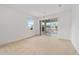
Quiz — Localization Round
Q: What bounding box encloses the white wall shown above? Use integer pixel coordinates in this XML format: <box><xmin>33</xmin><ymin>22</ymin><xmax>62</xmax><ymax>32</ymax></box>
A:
<box><xmin>72</xmin><ymin>5</ymin><xmax>79</xmax><ymax>54</ymax></box>
<box><xmin>0</xmin><ymin>6</ymin><xmax>39</xmax><ymax>45</ymax></box>
<box><xmin>57</xmin><ymin>10</ymin><xmax>72</xmax><ymax>40</ymax></box>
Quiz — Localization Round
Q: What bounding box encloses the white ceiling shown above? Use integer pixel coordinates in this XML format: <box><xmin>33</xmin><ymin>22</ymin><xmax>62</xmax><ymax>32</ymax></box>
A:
<box><xmin>0</xmin><ymin>4</ymin><xmax>72</xmax><ymax>17</ymax></box>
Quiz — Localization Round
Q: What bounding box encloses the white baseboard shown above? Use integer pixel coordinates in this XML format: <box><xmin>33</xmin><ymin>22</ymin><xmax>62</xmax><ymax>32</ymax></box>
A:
<box><xmin>0</xmin><ymin>34</ymin><xmax>38</xmax><ymax>46</ymax></box>
<box><xmin>71</xmin><ymin>40</ymin><xmax>79</xmax><ymax>54</ymax></box>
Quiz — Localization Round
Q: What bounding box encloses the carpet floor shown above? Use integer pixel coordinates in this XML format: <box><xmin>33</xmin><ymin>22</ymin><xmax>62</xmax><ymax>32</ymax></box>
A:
<box><xmin>0</xmin><ymin>35</ymin><xmax>77</xmax><ymax>55</ymax></box>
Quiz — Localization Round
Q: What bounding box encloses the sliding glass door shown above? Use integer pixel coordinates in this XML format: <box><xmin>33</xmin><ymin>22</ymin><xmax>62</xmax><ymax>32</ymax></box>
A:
<box><xmin>40</xmin><ymin>18</ymin><xmax>58</xmax><ymax>36</ymax></box>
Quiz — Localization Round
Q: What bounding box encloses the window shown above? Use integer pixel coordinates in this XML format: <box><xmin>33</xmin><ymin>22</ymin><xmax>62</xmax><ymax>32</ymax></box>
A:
<box><xmin>27</xmin><ymin>16</ymin><xmax>34</xmax><ymax>30</ymax></box>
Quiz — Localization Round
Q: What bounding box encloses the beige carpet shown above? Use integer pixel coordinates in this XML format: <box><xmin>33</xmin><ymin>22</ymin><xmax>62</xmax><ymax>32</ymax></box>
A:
<box><xmin>0</xmin><ymin>35</ymin><xmax>77</xmax><ymax>55</ymax></box>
